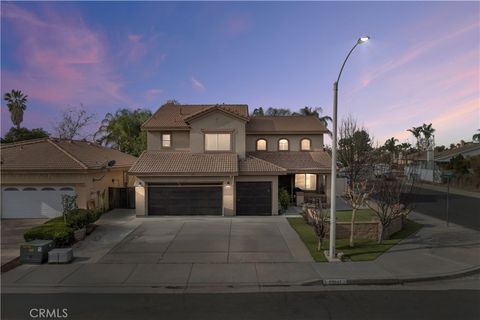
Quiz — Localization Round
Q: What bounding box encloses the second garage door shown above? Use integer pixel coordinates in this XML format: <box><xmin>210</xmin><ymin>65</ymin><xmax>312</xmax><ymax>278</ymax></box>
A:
<box><xmin>148</xmin><ymin>185</ymin><xmax>223</xmax><ymax>215</ymax></box>
<box><xmin>236</xmin><ymin>182</ymin><xmax>272</xmax><ymax>216</ymax></box>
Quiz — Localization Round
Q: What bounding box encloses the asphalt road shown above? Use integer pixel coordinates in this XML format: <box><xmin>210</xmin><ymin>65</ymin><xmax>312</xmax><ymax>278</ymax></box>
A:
<box><xmin>2</xmin><ymin>291</ymin><xmax>479</xmax><ymax>320</ymax></box>
<box><xmin>410</xmin><ymin>186</ymin><xmax>480</xmax><ymax>231</ymax></box>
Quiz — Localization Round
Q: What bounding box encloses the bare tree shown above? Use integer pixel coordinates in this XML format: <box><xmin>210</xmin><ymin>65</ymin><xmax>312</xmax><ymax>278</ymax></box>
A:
<box><xmin>366</xmin><ymin>177</ymin><xmax>414</xmax><ymax>243</ymax></box>
<box><xmin>344</xmin><ymin>180</ymin><xmax>373</xmax><ymax>247</ymax></box>
<box><xmin>337</xmin><ymin>116</ymin><xmax>374</xmax><ymax>189</ymax></box>
<box><xmin>54</xmin><ymin>106</ymin><xmax>95</xmax><ymax>140</ymax></box>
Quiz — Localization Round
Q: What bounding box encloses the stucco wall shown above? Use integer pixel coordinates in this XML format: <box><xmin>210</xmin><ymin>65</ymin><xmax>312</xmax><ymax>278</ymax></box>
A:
<box><xmin>1</xmin><ymin>169</ymin><xmax>130</xmax><ymax>210</ymax></box>
<box><xmin>147</xmin><ymin>131</ymin><xmax>190</xmax><ymax>151</ymax></box>
<box><xmin>246</xmin><ymin>134</ymin><xmax>324</xmax><ymax>152</ymax></box>
<box><xmin>189</xmin><ymin>111</ymin><xmax>246</xmax><ymax>158</ymax></box>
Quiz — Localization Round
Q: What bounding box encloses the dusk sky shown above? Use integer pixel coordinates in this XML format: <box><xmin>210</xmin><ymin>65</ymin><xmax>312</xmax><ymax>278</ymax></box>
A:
<box><xmin>1</xmin><ymin>1</ymin><xmax>479</xmax><ymax>147</ymax></box>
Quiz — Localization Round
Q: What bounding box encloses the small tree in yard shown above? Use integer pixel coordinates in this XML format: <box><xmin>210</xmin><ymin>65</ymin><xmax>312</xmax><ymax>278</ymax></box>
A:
<box><xmin>344</xmin><ymin>181</ymin><xmax>373</xmax><ymax>247</ymax></box>
<box><xmin>366</xmin><ymin>178</ymin><xmax>413</xmax><ymax>243</ymax></box>
<box><xmin>61</xmin><ymin>194</ymin><xmax>78</xmax><ymax>224</ymax></box>
<box><xmin>312</xmin><ymin>207</ymin><xmax>328</xmax><ymax>251</ymax></box>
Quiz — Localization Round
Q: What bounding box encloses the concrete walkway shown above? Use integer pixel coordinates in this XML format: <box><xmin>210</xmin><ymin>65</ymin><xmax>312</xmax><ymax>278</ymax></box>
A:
<box><xmin>2</xmin><ymin>210</ymin><xmax>479</xmax><ymax>293</ymax></box>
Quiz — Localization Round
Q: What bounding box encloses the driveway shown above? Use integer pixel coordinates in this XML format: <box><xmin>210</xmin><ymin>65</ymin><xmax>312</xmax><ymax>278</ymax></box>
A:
<box><xmin>1</xmin><ymin>219</ymin><xmax>48</xmax><ymax>266</ymax></box>
<box><xmin>98</xmin><ymin>216</ymin><xmax>313</xmax><ymax>264</ymax></box>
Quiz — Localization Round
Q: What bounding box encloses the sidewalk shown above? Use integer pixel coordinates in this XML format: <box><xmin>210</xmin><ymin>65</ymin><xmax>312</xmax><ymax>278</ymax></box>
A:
<box><xmin>417</xmin><ymin>182</ymin><xmax>480</xmax><ymax>199</ymax></box>
<box><xmin>2</xmin><ymin>211</ymin><xmax>479</xmax><ymax>293</ymax></box>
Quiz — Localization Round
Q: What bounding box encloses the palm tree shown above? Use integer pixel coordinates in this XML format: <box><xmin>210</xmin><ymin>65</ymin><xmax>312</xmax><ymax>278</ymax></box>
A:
<box><xmin>294</xmin><ymin>106</ymin><xmax>333</xmax><ymax>133</ymax></box>
<box><xmin>4</xmin><ymin>90</ymin><xmax>28</xmax><ymax>129</ymax></box>
<box><xmin>252</xmin><ymin>107</ymin><xmax>265</xmax><ymax>116</ymax></box>
<box><xmin>473</xmin><ymin>129</ymin><xmax>480</xmax><ymax>143</ymax></box>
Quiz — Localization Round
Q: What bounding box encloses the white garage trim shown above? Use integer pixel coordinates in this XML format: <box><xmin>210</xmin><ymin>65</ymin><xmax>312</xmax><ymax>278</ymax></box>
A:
<box><xmin>1</xmin><ymin>186</ymin><xmax>76</xmax><ymax>219</ymax></box>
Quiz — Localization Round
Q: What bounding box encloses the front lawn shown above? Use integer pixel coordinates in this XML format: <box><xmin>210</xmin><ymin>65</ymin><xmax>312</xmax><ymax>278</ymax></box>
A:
<box><xmin>287</xmin><ymin>217</ymin><xmax>422</xmax><ymax>262</ymax></box>
<box><xmin>335</xmin><ymin>209</ymin><xmax>377</xmax><ymax>222</ymax></box>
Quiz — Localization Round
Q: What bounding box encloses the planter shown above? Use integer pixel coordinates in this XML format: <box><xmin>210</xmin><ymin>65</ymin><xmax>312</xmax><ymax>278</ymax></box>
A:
<box><xmin>73</xmin><ymin>228</ymin><xmax>86</xmax><ymax>241</ymax></box>
<box><xmin>86</xmin><ymin>224</ymin><xmax>97</xmax><ymax>235</ymax></box>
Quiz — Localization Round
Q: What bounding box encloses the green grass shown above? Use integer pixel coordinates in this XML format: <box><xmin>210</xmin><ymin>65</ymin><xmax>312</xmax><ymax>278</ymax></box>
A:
<box><xmin>335</xmin><ymin>209</ymin><xmax>377</xmax><ymax>222</ymax></box>
<box><xmin>287</xmin><ymin>217</ymin><xmax>422</xmax><ymax>262</ymax></box>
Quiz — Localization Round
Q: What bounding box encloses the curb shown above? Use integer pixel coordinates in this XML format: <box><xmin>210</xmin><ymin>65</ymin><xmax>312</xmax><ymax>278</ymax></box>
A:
<box><xmin>302</xmin><ymin>265</ymin><xmax>480</xmax><ymax>286</ymax></box>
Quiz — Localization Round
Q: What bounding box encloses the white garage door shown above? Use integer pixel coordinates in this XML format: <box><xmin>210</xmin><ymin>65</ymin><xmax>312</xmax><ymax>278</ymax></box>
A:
<box><xmin>1</xmin><ymin>186</ymin><xmax>76</xmax><ymax>219</ymax></box>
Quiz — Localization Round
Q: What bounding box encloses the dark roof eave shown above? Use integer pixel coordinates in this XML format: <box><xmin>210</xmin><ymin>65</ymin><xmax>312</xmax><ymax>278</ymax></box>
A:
<box><xmin>246</xmin><ymin>131</ymin><xmax>328</xmax><ymax>135</ymax></box>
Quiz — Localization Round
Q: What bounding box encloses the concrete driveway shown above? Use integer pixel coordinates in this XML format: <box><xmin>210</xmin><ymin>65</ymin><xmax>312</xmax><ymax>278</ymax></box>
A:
<box><xmin>1</xmin><ymin>219</ymin><xmax>48</xmax><ymax>266</ymax></box>
<box><xmin>98</xmin><ymin>216</ymin><xmax>313</xmax><ymax>264</ymax></box>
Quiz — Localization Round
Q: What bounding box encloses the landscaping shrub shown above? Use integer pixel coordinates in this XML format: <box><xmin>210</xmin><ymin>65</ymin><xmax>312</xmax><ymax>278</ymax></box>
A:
<box><xmin>65</xmin><ymin>208</ymin><xmax>102</xmax><ymax>230</ymax></box>
<box><xmin>24</xmin><ymin>220</ymin><xmax>74</xmax><ymax>247</ymax></box>
<box><xmin>278</xmin><ymin>188</ymin><xmax>290</xmax><ymax>211</ymax></box>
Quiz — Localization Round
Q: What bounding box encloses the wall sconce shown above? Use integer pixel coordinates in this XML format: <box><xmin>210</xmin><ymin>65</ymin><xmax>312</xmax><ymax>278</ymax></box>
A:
<box><xmin>225</xmin><ymin>181</ymin><xmax>231</xmax><ymax>189</ymax></box>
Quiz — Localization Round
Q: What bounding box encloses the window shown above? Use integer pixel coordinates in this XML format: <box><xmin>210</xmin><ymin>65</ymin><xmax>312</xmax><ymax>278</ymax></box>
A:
<box><xmin>295</xmin><ymin>174</ymin><xmax>317</xmax><ymax>191</ymax></box>
<box><xmin>41</xmin><ymin>187</ymin><xmax>55</xmax><ymax>191</ymax></box>
<box><xmin>4</xmin><ymin>188</ymin><xmax>19</xmax><ymax>191</ymax></box>
<box><xmin>162</xmin><ymin>133</ymin><xmax>171</xmax><ymax>148</ymax></box>
<box><xmin>278</xmin><ymin>139</ymin><xmax>289</xmax><ymax>151</ymax></box>
<box><xmin>205</xmin><ymin>133</ymin><xmax>231</xmax><ymax>151</ymax></box>
<box><xmin>300</xmin><ymin>138</ymin><xmax>311</xmax><ymax>151</ymax></box>
<box><xmin>60</xmin><ymin>187</ymin><xmax>74</xmax><ymax>191</ymax></box>
<box><xmin>256</xmin><ymin>139</ymin><xmax>267</xmax><ymax>151</ymax></box>
<box><xmin>23</xmin><ymin>187</ymin><xmax>37</xmax><ymax>191</ymax></box>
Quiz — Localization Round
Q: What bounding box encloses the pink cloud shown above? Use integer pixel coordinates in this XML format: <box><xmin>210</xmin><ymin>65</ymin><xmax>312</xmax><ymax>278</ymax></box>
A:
<box><xmin>222</xmin><ymin>13</ymin><xmax>254</xmax><ymax>37</ymax></box>
<box><xmin>1</xmin><ymin>3</ymin><xmax>131</xmax><ymax>110</ymax></box>
<box><xmin>126</xmin><ymin>32</ymin><xmax>147</xmax><ymax>62</ymax></box>
<box><xmin>191</xmin><ymin>77</ymin><xmax>205</xmax><ymax>92</ymax></box>
<box><xmin>145</xmin><ymin>88</ymin><xmax>163</xmax><ymax>101</ymax></box>
<box><xmin>357</xmin><ymin>20</ymin><xmax>479</xmax><ymax>90</ymax></box>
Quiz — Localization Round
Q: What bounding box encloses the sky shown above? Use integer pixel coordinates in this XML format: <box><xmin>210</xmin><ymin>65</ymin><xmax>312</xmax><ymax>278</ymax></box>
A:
<box><xmin>1</xmin><ymin>1</ymin><xmax>479</xmax><ymax>147</ymax></box>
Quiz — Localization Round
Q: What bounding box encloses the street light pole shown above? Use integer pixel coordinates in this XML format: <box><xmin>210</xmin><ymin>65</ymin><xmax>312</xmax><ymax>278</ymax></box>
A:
<box><xmin>329</xmin><ymin>36</ymin><xmax>370</xmax><ymax>261</ymax></box>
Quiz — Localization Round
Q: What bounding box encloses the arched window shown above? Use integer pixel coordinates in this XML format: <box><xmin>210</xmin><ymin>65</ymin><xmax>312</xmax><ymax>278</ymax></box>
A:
<box><xmin>4</xmin><ymin>188</ymin><xmax>19</xmax><ymax>191</ymax></box>
<box><xmin>60</xmin><ymin>187</ymin><xmax>74</xmax><ymax>191</ymax></box>
<box><xmin>300</xmin><ymin>138</ymin><xmax>311</xmax><ymax>151</ymax></box>
<box><xmin>278</xmin><ymin>139</ymin><xmax>289</xmax><ymax>151</ymax></box>
<box><xmin>23</xmin><ymin>187</ymin><xmax>37</xmax><ymax>191</ymax></box>
<box><xmin>256</xmin><ymin>139</ymin><xmax>267</xmax><ymax>151</ymax></box>
<box><xmin>41</xmin><ymin>187</ymin><xmax>56</xmax><ymax>191</ymax></box>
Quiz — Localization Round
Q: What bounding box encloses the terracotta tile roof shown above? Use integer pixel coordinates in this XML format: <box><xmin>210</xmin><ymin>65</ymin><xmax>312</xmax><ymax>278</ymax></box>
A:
<box><xmin>239</xmin><ymin>155</ymin><xmax>287</xmax><ymax>175</ymax></box>
<box><xmin>246</xmin><ymin>116</ymin><xmax>328</xmax><ymax>134</ymax></box>
<box><xmin>129</xmin><ymin>151</ymin><xmax>238</xmax><ymax>176</ymax></box>
<box><xmin>435</xmin><ymin>143</ymin><xmax>480</xmax><ymax>161</ymax></box>
<box><xmin>1</xmin><ymin>138</ymin><xmax>137</xmax><ymax>171</ymax></box>
<box><xmin>142</xmin><ymin>103</ymin><xmax>249</xmax><ymax>129</ymax></box>
<box><xmin>248</xmin><ymin>151</ymin><xmax>331</xmax><ymax>173</ymax></box>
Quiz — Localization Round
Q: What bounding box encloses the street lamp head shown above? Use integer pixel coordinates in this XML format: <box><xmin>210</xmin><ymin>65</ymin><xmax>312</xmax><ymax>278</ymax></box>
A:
<box><xmin>358</xmin><ymin>36</ymin><xmax>370</xmax><ymax>44</ymax></box>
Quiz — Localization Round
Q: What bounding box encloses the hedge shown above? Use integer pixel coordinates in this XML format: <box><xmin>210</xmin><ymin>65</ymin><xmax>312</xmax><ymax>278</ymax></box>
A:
<box><xmin>23</xmin><ymin>208</ymin><xmax>103</xmax><ymax>246</ymax></box>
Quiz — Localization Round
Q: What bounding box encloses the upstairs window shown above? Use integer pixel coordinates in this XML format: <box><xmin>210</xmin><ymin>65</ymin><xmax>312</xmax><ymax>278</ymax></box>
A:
<box><xmin>300</xmin><ymin>138</ymin><xmax>311</xmax><ymax>151</ymax></box>
<box><xmin>256</xmin><ymin>139</ymin><xmax>267</xmax><ymax>151</ymax></box>
<box><xmin>205</xmin><ymin>133</ymin><xmax>231</xmax><ymax>151</ymax></box>
<box><xmin>278</xmin><ymin>139</ymin><xmax>289</xmax><ymax>151</ymax></box>
<box><xmin>162</xmin><ymin>133</ymin><xmax>171</xmax><ymax>148</ymax></box>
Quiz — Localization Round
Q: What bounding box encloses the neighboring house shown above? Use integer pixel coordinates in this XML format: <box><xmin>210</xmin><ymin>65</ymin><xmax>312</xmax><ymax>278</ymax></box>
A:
<box><xmin>405</xmin><ymin>142</ymin><xmax>480</xmax><ymax>182</ymax></box>
<box><xmin>1</xmin><ymin>138</ymin><xmax>137</xmax><ymax>218</ymax></box>
<box><xmin>129</xmin><ymin>103</ymin><xmax>331</xmax><ymax>216</ymax></box>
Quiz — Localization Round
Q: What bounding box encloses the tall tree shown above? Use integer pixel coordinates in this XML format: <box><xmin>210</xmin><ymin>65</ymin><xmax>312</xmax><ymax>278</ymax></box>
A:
<box><xmin>407</xmin><ymin>123</ymin><xmax>435</xmax><ymax>151</ymax></box>
<box><xmin>4</xmin><ymin>90</ymin><xmax>28</xmax><ymax>129</ymax></box>
<box><xmin>1</xmin><ymin>127</ymin><xmax>50</xmax><ymax>143</ymax></box>
<box><xmin>265</xmin><ymin>107</ymin><xmax>292</xmax><ymax>116</ymax></box>
<box><xmin>54</xmin><ymin>107</ymin><xmax>95</xmax><ymax>140</ymax></box>
<box><xmin>293</xmin><ymin>106</ymin><xmax>333</xmax><ymax>131</ymax></box>
<box><xmin>383</xmin><ymin>137</ymin><xmax>399</xmax><ymax>164</ymax></box>
<box><xmin>252</xmin><ymin>107</ymin><xmax>265</xmax><ymax>116</ymax></box>
<box><xmin>473</xmin><ymin>130</ymin><xmax>480</xmax><ymax>143</ymax></box>
<box><xmin>94</xmin><ymin>108</ymin><xmax>152</xmax><ymax>156</ymax></box>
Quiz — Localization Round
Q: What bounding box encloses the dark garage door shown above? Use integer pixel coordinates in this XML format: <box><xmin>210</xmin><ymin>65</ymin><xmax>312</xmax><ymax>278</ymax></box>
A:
<box><xmin>236</xmin><ymin>182</ymin><xmax>272</xmax><ymax>216</ymax></box>
<box><xmin>148</xmin><ymin>185</ymin><xmax>223</xmax><ymax>215</ymax></box>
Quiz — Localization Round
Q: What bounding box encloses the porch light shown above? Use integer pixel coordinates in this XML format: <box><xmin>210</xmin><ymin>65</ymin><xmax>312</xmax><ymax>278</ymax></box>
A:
<box><xmin>225</xmin><ymin>181</ymin><xmax>231</xmax><ymax>189</ymax></box>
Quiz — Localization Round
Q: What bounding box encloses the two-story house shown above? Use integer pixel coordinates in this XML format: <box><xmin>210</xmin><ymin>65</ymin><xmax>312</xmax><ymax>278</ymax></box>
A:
<box><xmin>129</xmin><ymin>103</ymin><xmax>331</xmax><ymax>216</ymax></box>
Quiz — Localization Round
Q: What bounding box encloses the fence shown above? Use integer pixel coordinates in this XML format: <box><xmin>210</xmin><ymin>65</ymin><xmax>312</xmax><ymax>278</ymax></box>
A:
<box><xmin>108</xmin><ymin>187</ymin><xmax>135</xmax><ymax>210</ymax></box>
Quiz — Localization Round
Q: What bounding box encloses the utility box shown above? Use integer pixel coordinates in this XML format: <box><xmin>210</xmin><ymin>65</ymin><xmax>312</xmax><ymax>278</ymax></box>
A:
<box><xmin>48</xmin><ymin>248</ymin><xmax>74</xmax><ymax>264</ymax></box>
<box><xmin>20</xmin><ymin>240</ymin><xmax>55</xmax><ymax>264</ymax></box>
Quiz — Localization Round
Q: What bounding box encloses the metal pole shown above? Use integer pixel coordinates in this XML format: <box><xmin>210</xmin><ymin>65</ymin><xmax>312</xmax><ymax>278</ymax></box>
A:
<box><xmin>329</xmin><ymin>81</ymin><xmax>338</xmax><ymax>260</ymax></box>
<box><xmin>446</xmin><ymin>176</ymin><xmax>450</xmax><ymax>227</ymax></box>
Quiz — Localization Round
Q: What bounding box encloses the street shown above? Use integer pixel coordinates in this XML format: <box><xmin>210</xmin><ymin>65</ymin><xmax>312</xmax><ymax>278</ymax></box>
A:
<box><xmin>411</xmin><ymin>186</ymin><xmax>480</xmax><ymax>231</ymax></box>
<box><xmin>2</xmin><ymin>289</ymin><xmax>479</xmax><ymax>320</ymax></box>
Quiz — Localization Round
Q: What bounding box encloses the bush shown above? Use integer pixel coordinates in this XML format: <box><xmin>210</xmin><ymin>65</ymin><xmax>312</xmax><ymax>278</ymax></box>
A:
<box><xmin>66</xmin><ymin>208</ymin><xmax>102</xmax><ymax>230</ymax></box>
<box><xmin>278</xmin><ymin>188</ymin><xmax>290</xmax><ymax>211</ymax></box>
<box><xmin>24</xmin><ymin>220</ymin><xmax>74</xmax><ymax>247</ymax></box>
